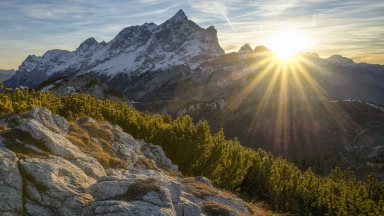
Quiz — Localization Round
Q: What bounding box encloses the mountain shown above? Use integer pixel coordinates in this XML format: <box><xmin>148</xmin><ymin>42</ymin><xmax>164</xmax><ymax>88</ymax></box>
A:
<box><xmin>297</xmin><ymin>52</ymin><xmax>384</xmax><ymax>104</ymax></box>
<box><xmin>0</xmin><ymin>69</ymin><xmax>16</xmax><ymax>82</ymax></box>
<box><xmin>4</xmin><ymin>9</ymin><xmax>224</xmax><ymax>102</ymax></box>
<box><xmin>36</xmin><ymin>75</ymin><xmax>132</xmax><ymax>106</ymax></box>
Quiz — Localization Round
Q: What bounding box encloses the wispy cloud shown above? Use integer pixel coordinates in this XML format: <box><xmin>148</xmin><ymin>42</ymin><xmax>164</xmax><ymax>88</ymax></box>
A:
<box><xmin>0</xmin><ymin>0</ymin><xmax>383</xmax><ymax>69</ymax></box>
<box><xmin>213</xmin><ymin>2</ymin><xmax>237</xmax><ymax>32</ymax></box>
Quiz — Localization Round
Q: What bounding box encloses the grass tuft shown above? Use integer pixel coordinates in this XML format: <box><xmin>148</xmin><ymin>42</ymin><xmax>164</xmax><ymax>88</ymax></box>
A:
<box><xmin>113</xmin><ymin>178</ymin><xmax>161</xmax><ymax>201</ymax></box>
<box><xmin>181</xmin><ymin>177</ymin><xmax>219</xmax><ymax>199</ymax></box>
<box><xmin>203</xmin><ymin>201</ymin><xmax>233</xmax><ymax>216</ymax></box>
<box><xmin>137</xmin><ymin>158</ymin><xmax>161</xmax><ymax>172</ymax></box>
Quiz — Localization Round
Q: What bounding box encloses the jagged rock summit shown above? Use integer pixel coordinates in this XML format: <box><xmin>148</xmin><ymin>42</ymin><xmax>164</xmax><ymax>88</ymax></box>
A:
<box><xmin>0</xmin><ymin>107</ymin><xmax>252</xmax><ymax>216</ymax></box>
<box><xmin>36</xmin><ymin>75</ymin><xmax>132</xmax><ymax>106</ymax></box>
<box><xmin>5</xmin><ymin>9</ymin><xmax>224</xmax><ymax>101</ymax></box>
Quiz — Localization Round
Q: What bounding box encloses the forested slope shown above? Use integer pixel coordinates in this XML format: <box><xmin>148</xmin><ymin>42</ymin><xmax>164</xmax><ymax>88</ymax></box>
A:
<box><xmin>0</xmin><ymin>85</ymin><xmax>383</xmax><ymax>215</ymax></box>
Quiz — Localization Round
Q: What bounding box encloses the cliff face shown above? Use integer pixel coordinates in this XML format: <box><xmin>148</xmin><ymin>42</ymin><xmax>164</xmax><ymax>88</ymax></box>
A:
<box><xmin>0</xmin><ymin>107</ymin><xmax>252</xmax><ymax>216</ymax></box>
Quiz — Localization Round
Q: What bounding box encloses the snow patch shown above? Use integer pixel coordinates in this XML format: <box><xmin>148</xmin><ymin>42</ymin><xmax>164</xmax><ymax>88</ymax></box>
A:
<box><xmin>41</xmin><ymin>84</ymin><xmax>55</xmax><ymax>91</ymax></box>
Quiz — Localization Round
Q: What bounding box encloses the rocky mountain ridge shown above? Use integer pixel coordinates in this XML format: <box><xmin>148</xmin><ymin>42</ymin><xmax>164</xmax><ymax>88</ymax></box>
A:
<box><xmin>4</xmin><ymin>9</ymin><xmax>224</xmax><ymax>102</ymax></box>
<box><xmin>4</xmin><ymin>9</ymin><xmax>384</xmax><ymax>104</ymax></box>
<box><xmin>0</xmin><ymin>107</ymin><xmax>252</xmax><ymax>216</ymax></box>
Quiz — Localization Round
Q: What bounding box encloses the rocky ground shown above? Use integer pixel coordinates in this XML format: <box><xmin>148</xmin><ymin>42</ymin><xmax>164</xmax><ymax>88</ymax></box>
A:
<box><xmin>0</xmin><ymin>107</ymin><xmax>253</xmax><ymax>216</ymax></box>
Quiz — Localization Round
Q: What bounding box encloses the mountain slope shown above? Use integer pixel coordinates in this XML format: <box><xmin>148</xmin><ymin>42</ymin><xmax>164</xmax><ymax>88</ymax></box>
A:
<box><xmin>4</xmin><ymin>10</ymin><xmax>224</xmax><ymax>102</ymax></box>
<box><xmin>0</xmin><ymin>69</ymin><xmax>15</xmax><ymax>82</ymax></box>
<box><xmin>36</xmin><ymin>75</ymin><xmax>132</xmax><ymax>106</ymax></box>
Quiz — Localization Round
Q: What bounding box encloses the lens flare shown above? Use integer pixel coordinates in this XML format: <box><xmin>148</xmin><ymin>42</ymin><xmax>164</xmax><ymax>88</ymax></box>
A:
<box><xmin>267</xmin><ymin>31</ymin><xmax>308</xmax><ymax>58</ymax></box>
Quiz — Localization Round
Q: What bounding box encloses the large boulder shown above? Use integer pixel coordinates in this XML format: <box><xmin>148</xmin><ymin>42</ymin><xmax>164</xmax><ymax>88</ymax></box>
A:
<box><xmin>20</xmin><ymin>156</ymin><xmax>95</xmax><ymax>215</ymax></box>
<box><xmin>20</xmin><ymin>119</ymin><xmax>87</xmax><ymax>159</ymax></box>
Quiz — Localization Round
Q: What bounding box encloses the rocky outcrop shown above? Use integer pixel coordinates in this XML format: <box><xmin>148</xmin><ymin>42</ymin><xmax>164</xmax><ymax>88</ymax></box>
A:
<box><xmin>20</xmin><ymin>119</ymin><xmax>87</xmax><ymax>159</ymax></box>
<box><xmin>0</xmin><ymin>108</ymin><xmax>253</xmax><ymax>216</ymax></box>
<box><xmin>36</xmin><ymin>75</ymin><xmax>133</xmax><ymax>106</ymax></box>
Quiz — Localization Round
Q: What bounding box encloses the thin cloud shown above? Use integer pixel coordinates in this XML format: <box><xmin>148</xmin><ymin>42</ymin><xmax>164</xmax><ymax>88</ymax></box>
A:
<box><xmin>213</xmin><ymin>2</ymin><xmax>237</xmax><ymax>32</ymax></box>
<box><xmin>0</xmin><ymin>0</ymin><xmax>383</xmax><ymax>69</ymax></box>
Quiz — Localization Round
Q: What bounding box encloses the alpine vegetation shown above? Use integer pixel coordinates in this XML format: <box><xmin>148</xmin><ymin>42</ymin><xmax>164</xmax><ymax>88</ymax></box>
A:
<box><xmin>0</xmin><ymin>86</ymin><xmax>383</xmax><ymax>215</ymax></box>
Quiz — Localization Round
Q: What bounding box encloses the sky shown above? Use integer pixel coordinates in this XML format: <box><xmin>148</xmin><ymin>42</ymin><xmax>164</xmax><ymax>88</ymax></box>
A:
<box><xmin>0</xmin><ymin>0</ymin><xmax>383</xmax><ymax>69</ymax></box>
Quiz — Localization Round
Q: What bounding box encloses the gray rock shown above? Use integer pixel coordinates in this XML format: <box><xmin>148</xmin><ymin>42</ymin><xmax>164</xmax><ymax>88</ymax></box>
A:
<box><xmin>52</xmin><ymin>114</ymin><xmax>70</xmax><ymax>131</ymax></box>
<box><xmin>142</xmin><ymin>185</ymin><xmax>173</xmax><ymax>208</ymax></box>
<box><xmin>114</xmin><ymin>125</ymin><xmax>123</xmax><ymax>132</ymax></box>
<box><xmin>0</xmin><ymin>146</ymin><xmax>18</xmax><ymax>162</ymax></box>
<box><xmin>70</xmin><ymin>157</ymin><xmax>106</xmax><ymax>180</ymax></box>
<box><xmin>7</xmin><ymin>116</ymin><xmax>25</xmax><ymax>128</ymax></box>
<box><xmin>194</xmin><ymin>177</ymin><xmax>213</xmax><ymax>188</ymax></box>
<box><xmin>116</xmin><ymin>131</ymin><xmax>141</xmax><ymax>153</ymax></box>
<box><xmin>20</xmin><ymin>156</ymin><xmax>95</xmax><ymax>212</ymax></box>
<box><xmin>20</xmin><ymin>119</ymin><xmax>87</xmax><ymax>159</ymax></box>
<box><xmin>25</xmin><ymin>180</ymin><xmax>42</xmax><ymax>203</ymax></box>
<box><xmin>28</xmin><ymin>107</ymin><xmax>60</xmax><ymax>131</ymax></box>
<box><xmin>85</xmin><ymin>181</ymin><xmax>133</xmax><ymax>201</ymax></box>
<box><xmin>84</xmin><ymin>200</ymin><xmax>177</xmax><ymax>216</ymax></box>
<box><xmin>113</xmin><ymin>142</ymin><xmax>141</xmax><ymax>165</ymax></box>
<box><xmin>78</xmin><ymin>117</ymin><xmax>96</xmax><ymax>125</ymax></box>
<box><xmin>90</xmin><ymin>137</ymin><xmax>103</xmax><ymax>149</ymax></box>
<box><xmin>0</xmin><ymin>157</ymin><xmax>22</xmax><ymax>215</ymax></box>
<box><xmin>24</xmin><ymin>203</ymin><xmax>54</xmax><ymax>216</ymax></box>
<box><xmin>124</xmin><ymin>169</ymin><xmax>181</xmax><ymax>203</ymax></box>
<box><xmin>142</xmin><ymin>143</ymin><xmax>178</xmax><ymax>171</ymax></box>
<box><xmin>181</xmin><ymin>191</ymin><xmax>196</xmax><ymax>203</ymax></box>
<box><xmin>98</xmin><ymin>121</ymin><xmax>113</xmax><ymax>130</ymax></box>
<box><xmin>173</xmin><ymin>197</ymin><xmax>201</xmax><ymax>216</ymax></box>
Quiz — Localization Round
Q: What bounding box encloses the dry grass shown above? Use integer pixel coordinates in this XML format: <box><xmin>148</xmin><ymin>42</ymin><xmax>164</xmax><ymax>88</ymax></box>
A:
<box><xmin>66</xmin><ymin>121</ymin><xmax>125</xmax><ymax>169</ymax></box>
<box><xmin>203</xmin><ymin>201</ymin><xmax>233</xmax><ymax>216</ymax></box>
<box><xmin>163</xmin><ymin>170</ymin><xmax>180</xmax><ymax>177</ymax></box>
<box><xmin>113</xmin><ymin>179</ymin><xmax>161</xmax><ymax>201</ymax></box>
<box><xmin>69</xmin><ymin>122</ymin><xmax>90</xmax><ymax>144</ymax></box>
<box><xmin>0</xmin><ymin>124</ymin><xmax>7</xmax><ymax>130</ymax></box>
<box><xmin>97</xmin><ymin>138</ymin><xmax>112</xmax><ymax>151</ymax></box>
<box><xmin>181</xmin><ymin>177</ymin><xmax>219</xmax><ymax>199</ymax></box>
<box><xmin>77</xmin><ymin>119</ymin><xmax>113</xmax><ymax>142</ymax></box>
<box><xmin>46</xmin><ymin>125</ymin><xmax>58</xmax><ymax>132</ymax></box>
<box><xmin>241</xmin><ymin>202</ymin><xmax>290</xmax><ymax>216</ymax></box>
<box><xmin>137</xmin><ymin>158</ymin><xmax>161</xmax><ymax>172</ymax></box>
<box><xmin>98</xmin><ymin>121</ymin><xmax>113</xmax><ymax>130</ymax></box>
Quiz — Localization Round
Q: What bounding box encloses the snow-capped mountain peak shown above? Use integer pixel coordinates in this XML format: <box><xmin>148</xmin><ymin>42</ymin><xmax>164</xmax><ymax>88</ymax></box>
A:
<box><xmin>6</xmin><ymin>9</ymin><xmax>224</xmax><ymax>101</ymax></box>
<box><xmin>167</xmin><ymin>9</ymin><xmax>188</xmax><ymax>23</ymax></box>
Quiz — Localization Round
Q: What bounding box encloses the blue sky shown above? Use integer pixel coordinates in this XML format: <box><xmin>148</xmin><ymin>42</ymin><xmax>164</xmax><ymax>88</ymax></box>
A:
<box><xmin>1</xmin><ymin>0</ymin><xmax>383</xmax><ymax>69</ymax></box>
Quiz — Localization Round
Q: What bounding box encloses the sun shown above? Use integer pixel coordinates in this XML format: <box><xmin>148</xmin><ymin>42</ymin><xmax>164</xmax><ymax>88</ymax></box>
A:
<box><xmin>267</xmin><ymin>31</ymin><xmax>307</xmax><ymax>58</ymax></box>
